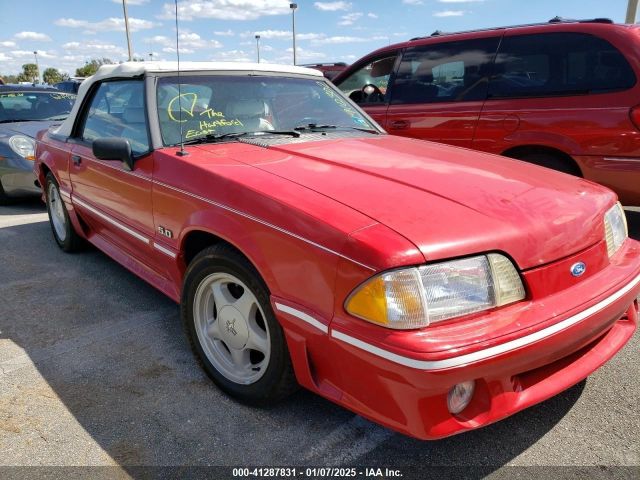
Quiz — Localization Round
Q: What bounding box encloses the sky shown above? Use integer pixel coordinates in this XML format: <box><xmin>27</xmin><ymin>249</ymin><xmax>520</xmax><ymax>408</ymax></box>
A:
<box><xmin>0</xmin><ymin>0</ymin><xmax>634</xmax><ymax>76</ymax></box>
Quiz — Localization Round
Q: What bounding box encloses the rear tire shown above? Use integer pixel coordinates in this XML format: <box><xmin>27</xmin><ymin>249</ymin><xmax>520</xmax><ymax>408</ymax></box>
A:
<box><xmin>182</xmin><ymin>244</ymin><xmax>298</xmax><ymax>405</ymax></box>
<box><xmin>513</xmin><ymin>152</ymin><xmax>581</xmax><ymax>177</ymax></box>
<box><xmin>45</xmin><ymin>173</ymin><xmax>83</xmax><ymax>252</ymax></box>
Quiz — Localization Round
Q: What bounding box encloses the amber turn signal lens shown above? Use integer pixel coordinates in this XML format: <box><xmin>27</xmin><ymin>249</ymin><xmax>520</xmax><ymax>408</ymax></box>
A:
<box><xmin>344</xmin><ymin>276</ymin><xmax>389</xmax><ymax>326</ymax></box>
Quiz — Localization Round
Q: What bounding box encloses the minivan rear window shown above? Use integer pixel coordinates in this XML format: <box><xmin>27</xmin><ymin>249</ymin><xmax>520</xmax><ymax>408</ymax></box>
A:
<box><xmin>488</xmin><ymin>32</ymin><xmax>636</xmax><ymax>98</ymax></box>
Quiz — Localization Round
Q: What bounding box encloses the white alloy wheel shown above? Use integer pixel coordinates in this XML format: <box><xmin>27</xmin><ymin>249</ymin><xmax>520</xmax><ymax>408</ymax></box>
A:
<box><xmin>193</xmin><ymin>272</ymin><xmax>271</xmax><ymax>385</ymax></box>
<box><xmin>47</xmin><ymin>181</ymin><xmax>67</xmax><ymax>243</ymax></box>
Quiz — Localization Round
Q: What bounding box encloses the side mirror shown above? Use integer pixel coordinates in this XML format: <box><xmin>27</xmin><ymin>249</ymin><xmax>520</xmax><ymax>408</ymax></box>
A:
<box><xmin>92</xmin><ymin>138</ymin><xmax>134</xmax><ymax>171</ymax></box>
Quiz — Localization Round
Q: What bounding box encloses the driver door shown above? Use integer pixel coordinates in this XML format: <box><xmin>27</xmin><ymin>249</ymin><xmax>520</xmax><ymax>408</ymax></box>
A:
<box><xmin>69</xmin><ymin>79</ymin><xmax>157</xmax><ymax>267</ymax></box>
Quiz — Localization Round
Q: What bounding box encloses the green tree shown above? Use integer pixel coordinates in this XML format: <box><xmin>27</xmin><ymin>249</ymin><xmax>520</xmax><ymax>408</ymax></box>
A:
<box><xmin>16</xmin><ymin>63</ymin><xmax>39</xmax><ymax>83</ymax></box>
<box><xmin>0</xmin><ymin>74</ymin><xmax>19</xmax><ymax>84</ymax></box>
<box><xmin>75</xmin><ymin>58</ymin><xmax>114</xmax><ymax>77</ymax></box>
<box><xmin>42</xmin><ymin>67</ymin><xmax>63</xmax><ymax>85</ymax></box>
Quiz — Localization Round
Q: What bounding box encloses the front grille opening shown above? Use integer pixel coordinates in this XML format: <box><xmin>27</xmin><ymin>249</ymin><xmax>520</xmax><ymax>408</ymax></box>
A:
<box><xmin>512</xmin><ymin>329</ymin><xmax>612</xmax><ymax>391</ymax></box>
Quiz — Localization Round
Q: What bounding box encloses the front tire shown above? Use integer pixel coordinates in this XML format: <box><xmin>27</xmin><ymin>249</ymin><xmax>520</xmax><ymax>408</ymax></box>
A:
<box><xmin>45</xmin><ymin>173</ymin><xmax>83</xmax><ymax>252</ymax></box>
<box><xmin>182</xmin><ymin>244</ymin><xmax>298</xmax><ymax>404</ymax></box>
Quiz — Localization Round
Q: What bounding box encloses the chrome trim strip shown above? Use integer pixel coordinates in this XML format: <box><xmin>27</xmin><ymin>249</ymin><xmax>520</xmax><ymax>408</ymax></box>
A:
<box><xmin>331</xmin><ymin>273</ymin><xmax>640</xmax><ymax>371</ymax></box>
<box><xmin>602</xmin><ymin>157</ymin><xmax>640</xmax><ymax>163</ymax></box>
<box><xmin>275</xmin><ymin>302</ymin><xmax>329</xmax><ymax>334</ymax></box>
<box><xmin>153</xmin><ymin>180</ymin><xmax>376</xmax><ymax>272</ymax></box>
<box><xmin>73</xmin><ymin>197</ymin><xmax>150</xmax><ymax>244</ymax></box>
<box><xmin>153</xmin><ymin>242</ymin><xmax>177</xmax><ymax>258</ymax></box>
<box><xmin>487</xmin><ymin>107</ymin><xmax>626</xmax><ymax>113</ymax></box>
<box><xmin>59</xmin><ymin>190</ymin><xmax>71</xmax><ymax>201</ymax></box>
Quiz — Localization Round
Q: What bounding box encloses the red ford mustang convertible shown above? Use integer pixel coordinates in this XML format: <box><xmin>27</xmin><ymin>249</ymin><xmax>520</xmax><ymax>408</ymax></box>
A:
<box><xmin>34</xmin><ymin>62</ymin><xmax>640</xmax><ymax>439</ymax></box>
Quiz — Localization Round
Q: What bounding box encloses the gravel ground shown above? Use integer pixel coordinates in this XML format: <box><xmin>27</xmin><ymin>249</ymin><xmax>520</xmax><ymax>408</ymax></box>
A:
<box><xmin>0</xmin><ymin>200</ymin><xmax>638</xmax><ymax>479</ymax></box>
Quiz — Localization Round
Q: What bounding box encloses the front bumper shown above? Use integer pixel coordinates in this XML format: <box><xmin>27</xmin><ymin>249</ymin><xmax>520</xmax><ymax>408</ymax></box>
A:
<box><xmin>337</xmin><ymin>301</ymin><xmax>636</xmax><ymax>439</ymax></box>
<box><xmin>0</xmin><ymin>156</ymin><xmax>40</xmax><ymax>197</ymax></box>
<box><xmin>291</xmin><ymin>241</ymin><xmax>640</xmax><ymax>440</ymax></box>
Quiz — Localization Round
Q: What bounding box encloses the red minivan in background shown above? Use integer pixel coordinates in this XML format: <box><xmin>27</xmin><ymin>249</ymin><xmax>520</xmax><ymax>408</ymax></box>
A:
<box><xmin>333</xmin><ymin>18</ymin><xmax>640</xmax><ymax>205</ymax></box>
<box><xmin>301</xmin><ymin>62</ymin><xmax>349</xmax><ymax>80</ymax></box>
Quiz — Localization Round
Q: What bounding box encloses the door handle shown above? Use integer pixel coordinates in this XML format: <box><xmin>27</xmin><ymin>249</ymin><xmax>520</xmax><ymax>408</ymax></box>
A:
<box><xmin>71</xmin><ymin>155</ymin><xmax>82</xmax><ymax>166</ymax></box>
<box><xmin>389</xmin><ymin>120</ymin><xmax>409</xmax><ymax>130</ymax></box>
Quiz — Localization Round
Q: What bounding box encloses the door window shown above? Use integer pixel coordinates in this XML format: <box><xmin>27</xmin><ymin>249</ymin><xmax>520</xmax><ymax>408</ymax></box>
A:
<box><xmin>336</xmin><ymin>55</ymin><xmax>397</xmax><ymax>104</ymax></box>
<box><xmin>391</xmin><ymin>37</ymin><xmax>500</xmax><ymax>105</ymax></box>
<box><xmin>488</xmin><ymin>33</ymin><xmax>636</xmax><ymax>98</ymax></box>
<box><xmin>80</xmin><ymin>80</ymin><xmax>150</xmax><ymax>156</ymax></box>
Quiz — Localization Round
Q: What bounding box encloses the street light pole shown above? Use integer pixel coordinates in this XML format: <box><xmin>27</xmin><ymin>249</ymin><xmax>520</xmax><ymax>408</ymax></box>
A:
<box><xmin>626</xmin><ymin>0</ymin><xmax>639</xmax><ymax>23</ymax></box>
<box><xmin>255</xmin><ymin>35</ymin><xmax>261</xmax><ymax>63</ymax></box>
<box><xmin>290</xmin><ymin>3</ymin><xmax>297</xmax><ymax>65</ymax></box>
<box><xmin>149</xmin><ymin>52</ymin><xmax>154</xmax><ymax>62</ymax></box>
<box><xmin>33</xmin><ymin>51</ymin><xmax>40</xmax><ymax>84</ymax></box>
<box><xmin>122</xmin><ymin>0</ymin><xmax>133</xmax><ymax>61</ymax></box>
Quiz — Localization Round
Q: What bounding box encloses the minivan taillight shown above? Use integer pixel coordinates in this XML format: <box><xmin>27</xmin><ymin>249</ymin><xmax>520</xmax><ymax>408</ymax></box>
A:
<box><xmin>630</xmin><ymin>105</ymin><xmax>640</xmax><ymax>131</ymax></box>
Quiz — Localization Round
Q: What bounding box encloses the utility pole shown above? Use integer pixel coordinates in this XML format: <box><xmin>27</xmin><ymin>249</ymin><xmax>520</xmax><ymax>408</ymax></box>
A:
<box><xmin>290</xmin><ymin>3</ymin><xmax>297</xmax><ymax>65</ymax></box>
<box><xmin>33</xmin><ymin>51</ymin><xmax>40</xmax><ymax>84</ymax></box>
<box><xmin>627</xmin><ymin>0</ymin><xmax>639</xmax><ymax>23</ymax></box>
<box><xmin>122</xmin><ymin>0</ymin><xmax>133</xmax><ymax>61</ymax></box>
<box><xmin>255</xmin><ymin>35</ymin><xmax>261</xmax><ymax>63</ymax></box>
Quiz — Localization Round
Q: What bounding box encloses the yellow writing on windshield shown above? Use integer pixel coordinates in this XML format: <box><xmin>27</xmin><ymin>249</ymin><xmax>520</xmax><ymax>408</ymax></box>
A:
<box><xmin>184</xmin><ymin>119</ymin><xmax>244</xmax><ymax>139</ymax></box>
<box><xmin>167</xmin><ymin>92</ymin><xmax>198</xmax><ymax>123</ymax></box>
<box><xmin>201</xmin><ymin>108</ymin><xmax>224</xmax><ymax>119</ymax></box>
<box><xmin>199</xmin><ymin>119</ymin><xmax>243</xmax><ymax>129</ymax></box>
<box><xmin>185</xmin><ymin>128</ymin><xmax>215</xmax><ymax>139</ymax></box>
<box><xmin>0</xmin><ymin>93</ymin><xmax>25</xmax><ymax>98</ymax></box>
<box><xmin>318</xmin><ymin>81</ymin><xmax>359</xmax><ymax>118</ymax></box>
<box><xmin>167</xmin><ymin>92</ymin><xmax>229</xmax><ymax>123</ymax></box>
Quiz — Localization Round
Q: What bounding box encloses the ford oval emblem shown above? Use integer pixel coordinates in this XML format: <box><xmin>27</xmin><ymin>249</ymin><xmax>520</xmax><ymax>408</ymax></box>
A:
<box><xmin>570</xmin><ymin>262</ymin><xmax>586</xmax><ymax>277</ymax></box>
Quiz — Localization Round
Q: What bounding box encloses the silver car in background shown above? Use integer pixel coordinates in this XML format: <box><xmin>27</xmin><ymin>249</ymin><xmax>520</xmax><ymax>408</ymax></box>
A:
<box><xmin>0</xmin><ymin>86</ymin><xmax>76</xmax><ymax>204</ymax></box>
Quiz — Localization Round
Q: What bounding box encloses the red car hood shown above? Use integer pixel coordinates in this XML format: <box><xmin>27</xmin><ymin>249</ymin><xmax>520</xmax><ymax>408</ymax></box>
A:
<box><xmin>227</xmin><ymin>135</ymin><xmax>615</xmax><ymax>270</ymax></box>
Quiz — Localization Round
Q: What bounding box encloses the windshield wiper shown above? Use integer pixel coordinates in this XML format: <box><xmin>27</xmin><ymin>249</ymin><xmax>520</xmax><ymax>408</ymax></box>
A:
<box><xmin>294</xmin><ymin>124</ymin><xmax>338</xmax><ymax>131</ymax></box>
<box><xmin>294</xmin><ymin>123</ymin><xmax>380</xmax><ymax>134</ymax></box>
<box><xmin>179</xmin><ymin>130</ymin><xmax>301</xmax><ymax>146</ymax></box>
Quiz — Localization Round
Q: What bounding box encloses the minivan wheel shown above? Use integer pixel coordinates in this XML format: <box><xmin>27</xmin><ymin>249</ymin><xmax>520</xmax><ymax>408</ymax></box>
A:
<box><xmin>514</xmin><ymin>152</ymin><xmax>581</xmax><ymax>177</ymax></box>
<box><xmin>182</xmin><ymin>244</ymin><xmax>298</xmax><ymax>404</ymax></box>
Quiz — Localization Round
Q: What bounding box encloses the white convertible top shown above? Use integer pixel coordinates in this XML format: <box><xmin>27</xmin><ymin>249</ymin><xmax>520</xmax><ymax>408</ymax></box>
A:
<box><xmin>55</xmin><ymin>61</ymin><xmax>324</xmax><ymax>137</ymax></box>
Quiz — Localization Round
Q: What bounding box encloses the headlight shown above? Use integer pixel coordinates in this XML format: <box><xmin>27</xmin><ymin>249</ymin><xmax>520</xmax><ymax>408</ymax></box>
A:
<box><xmin>8</xmin><ymin>135</ymin><xmax>36</xmax><ymax>160</ymax></box>
<box><xmin>604</xmin><ymin>202</ymin><xmax>627</xmax><ymax>258</ymax></box>
<box><xmin>345</xmin><ymin>253</ymin><xmax>525</xmax><ymax>329</ymax></box>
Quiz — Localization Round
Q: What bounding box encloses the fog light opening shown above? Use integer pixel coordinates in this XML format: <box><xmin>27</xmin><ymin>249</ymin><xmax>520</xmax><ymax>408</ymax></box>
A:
<box><xmin>447</xmin><ymin>380</ymin><xmax>476</xmax><ymax>415</ymax></box>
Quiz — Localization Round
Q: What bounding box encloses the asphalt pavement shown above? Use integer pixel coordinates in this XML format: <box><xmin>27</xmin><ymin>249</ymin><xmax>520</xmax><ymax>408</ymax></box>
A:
<box><xmin>0</xmin><ymin>200</ymin><xmax>638</xmax><ymax>479</ymax></box>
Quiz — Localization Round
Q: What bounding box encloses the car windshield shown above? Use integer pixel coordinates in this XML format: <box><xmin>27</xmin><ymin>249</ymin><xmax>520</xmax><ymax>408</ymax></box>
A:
<box><xmin>156</xmin><ymin>75</ymin><xmax>376</xmax><ymax>146</ymax></box>
<box><xmin>0</xmin><ymin>91</ymin><xmax>76</xmax><ymax>123</ymax></box>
